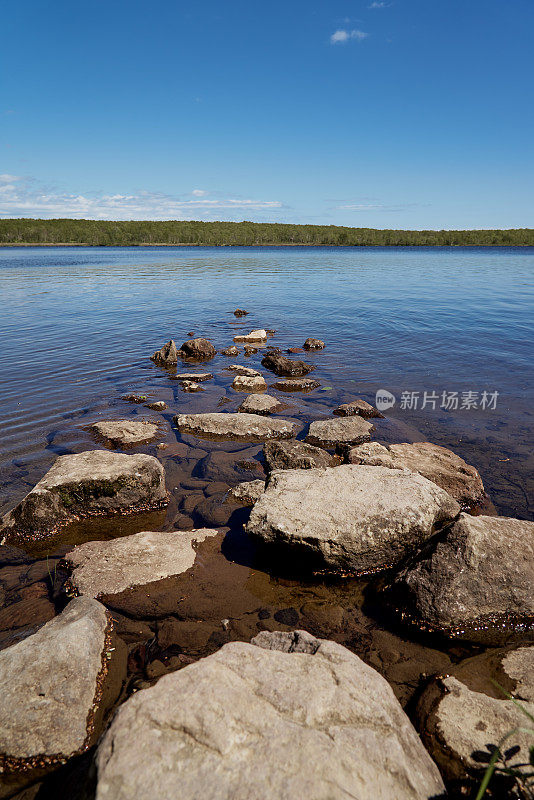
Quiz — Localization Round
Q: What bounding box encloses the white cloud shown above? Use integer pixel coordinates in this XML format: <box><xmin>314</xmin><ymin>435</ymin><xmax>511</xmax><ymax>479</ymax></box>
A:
<box><xmin>0</xmin><ymin>176</ymin><xmax>283</xmax><ymax>221</ymax></box>
<box><xmin>330</xmin><ymin>29</ymin><xmax>368</xmax><ymax>44</ymax></box>
<box><xmin>337</xmin><ymin>201</ymin><xmax>421</xmax><ymax>212</ymax></box>
<box><xmin>368</xmin><ymin>1</ymin><xmax>389</xmax><ymax>7</ymax></box>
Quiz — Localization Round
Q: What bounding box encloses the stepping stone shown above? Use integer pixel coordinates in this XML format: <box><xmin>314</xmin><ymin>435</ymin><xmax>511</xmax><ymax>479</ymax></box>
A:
<box><xmin>261</xmin><ymin>353</ymin><xmax>313</xmax><ymax>377</ymax></box>
<box><xmin>238</xmin><ymin>394</ymin><xmax>285</xmax><ymax>416</ymax></box>
<box><xmin>272</xmin><ymin>378</ymin><xmax>320</xmax><ymax>392</ymax></box>
<box><xmin>333</xmin><ymin>399</ymin><xmax>383</xmax><ymax>418</ymax></box>
<box><xmin>263</xmin><ymin>439</ymin><xmax>336</xmax><ymax>472</ymax></box>
<box><xmin>225</xmin><ymin>364</ymin><xmax>262</xmax><ymax>377</ymax></box>
<box><xmin>172</xmin><ymin>372</ymin><xmax>213</xmax><ymax>382</ymax></box>
<box><xmin>231</xmin><ymin>375</ymin><xmax>267</xmax><ymax>392</ymax></box>
<box><xmin>306</xmin><ymin>417</ymin><xmax>374</xmax><ymax>449</ymax></box>
<box><xmin>173</xmin><ymin>413</ymin><xmax>295</xmax><ymax>441</ymax></box>
<box><xmin>91</xmin><ymin>420</ymin><xmax>159</xmax><ymax>447</ymax></box>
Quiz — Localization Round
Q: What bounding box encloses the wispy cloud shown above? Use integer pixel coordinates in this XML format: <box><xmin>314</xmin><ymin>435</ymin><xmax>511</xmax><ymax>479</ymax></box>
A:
<box><xmin>330</xmin><ymin>29</ymin><xmax>368</xmax><ymax>44</ymax></box>
<box><xmin>0</xmin><ymin>175</ymin><xmax>284</xmax><ymax>220</ymax></box>
<box><xmin>336</xmin><ymin>201</ymin><xmax>422</xmax><ymax>212</ymax></box>
<box><xmin>368</xmin><ymin>1</ymin><xmax>389</xmax><ymax>8</ymax></box>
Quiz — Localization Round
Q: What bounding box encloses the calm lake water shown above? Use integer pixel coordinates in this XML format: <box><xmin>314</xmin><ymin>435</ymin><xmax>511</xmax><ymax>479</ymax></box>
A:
<box><xmin>1</xmin><ymin>245</ymin><xmax>533</xmax><ymax>519</ymax></box>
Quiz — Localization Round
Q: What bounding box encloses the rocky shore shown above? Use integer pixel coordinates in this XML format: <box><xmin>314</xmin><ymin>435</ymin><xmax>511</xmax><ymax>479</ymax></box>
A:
<box><xmin>0</xmin><ymin>324</ymin><xmax>532</xmax><ymax>799</ymax></box>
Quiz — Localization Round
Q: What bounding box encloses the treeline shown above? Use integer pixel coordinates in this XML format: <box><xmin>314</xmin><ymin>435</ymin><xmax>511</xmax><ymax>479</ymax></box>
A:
<box><xmin>1</xmin><ymin>218</ymin><xmax>533</xmax><ymax>247</ymax></box>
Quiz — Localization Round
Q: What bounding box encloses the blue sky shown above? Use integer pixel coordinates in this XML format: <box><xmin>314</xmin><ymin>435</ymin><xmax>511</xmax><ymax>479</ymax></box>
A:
<box><xmin>1</xmin><ymin>0</ymin><xmax>533</xmax><ymax>228</ymax></box>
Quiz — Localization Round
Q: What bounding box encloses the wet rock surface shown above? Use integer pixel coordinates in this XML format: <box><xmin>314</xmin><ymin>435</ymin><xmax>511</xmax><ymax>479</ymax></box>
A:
<box><xmin>91</xmin><ymin>420</ymin><xmax>160</xmax><ymax>447</ymax></box>
<box><xmin>221</xmin><ymin>345</ymin><xmax>240</xmax><ymax>356</ymax></box>
<box><xmin>261</xmin><ymin>352</ymin><xmax>314</xmax><ymax>377</ymax></box>
<box><xmin>247</xmin><ymin>465</ymin><xmax>460</xmax><ymax>575</ymax></box>
<box><xmin>263</xmin><ymin>438</ymin><xmax>337</xmax><ymax>472</ymax></box>
<box><xmin>303</xmin><ymin>337</ymin><xmax>325</xmax><ymax>350</ymax></box>
<box><xmin>225</xmin><ymin>364</ymin><xmax>262</xmax><ymax>377</ymax></box>
<box><xmin>233</xmin><ymin>329</ymin><xmax>267</xmax><ymax>343</ymax></box>
<box><xmin>95</xmin><ymin>632</ymin><xmax>445</xmax><ymax>800</ymax></box>
<box><xmin>144</xmin><ymin>401</ymin><xmax>166</xmax><ymax>411</ymax></box>
<box><xmin>172</xmin><ymin>371</ymin><xmax>213</xmax><ymax>382</ymax></box>
<box><xmin>272</xmin><ymin>377</ymin><xmax>320</xmax><ymax>392</ymax></box>
<box><xmin>237</xmin><ymin>393</ymin><xmax>285</xmax><ymax>415</ymax></box>
<box><xmin>334</xmin><ymin>398</ymin><xmax>384</xmax><ymax>418</ymax></box>
<box><xmin>392</xmin><ymin>513</ymin><xmax>534</xmax><ymax>643</ymax></box>
<box><xmin>227</xmin><ymin>480</ymin><xmax>265</xmax><ymax>506</ymax></box>
<box><xmin>0</xmin><ymin>451</ymin><xmax>167</xmax><ymax>544</ymax></box>
<box><xmin>173</xmin><ymin>412</ymin><xmax>296</xmax><ymax>441</ymax></box>
<box><xmin>64</xmin><ymin>529</ymin><xmax>219</xmax><ymax>598</ymax></box>
<box><xmin>231</xmin><ymin>374</ymin><xmax>267</xmax><ymax>392</ymax></box>
<box><xmin>306</xmin><ymin>415</ymin><xmax>375</xmax><ymax>448</ymax></box>
<box><xmin>347</xmin><ymin>440</ymin><xmax>485</xmax><ymax>505</ymax></box>
<box><xmin>178</xmin><ymin>338</ymin><xmax>216</xmax><ymax>360</ymax></box>
<box><xmin>0</xmin><ymin>597</ymin><xmax>126</xmax><ymax>797</ymax></box>
<box><xmin>150</xmin><ymin>339</ymin><xmax>178</xmax><ymax>366</ymax></box>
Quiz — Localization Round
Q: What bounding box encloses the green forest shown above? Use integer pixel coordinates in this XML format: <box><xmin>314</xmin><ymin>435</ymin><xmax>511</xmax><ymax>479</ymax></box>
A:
<box><xmin>0</xmin><ymin>218</ymin><xmax>533</xmax><ymax>247</ymax></box>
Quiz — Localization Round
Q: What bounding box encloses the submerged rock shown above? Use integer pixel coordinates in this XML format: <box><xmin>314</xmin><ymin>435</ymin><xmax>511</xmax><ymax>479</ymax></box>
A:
<box><xmin>233</xmin><ymin>308</ymin><xmax>249</xmax><ymax>317</ymax></box>
<box><xmin>306</xmin><ymin>416</ymin><xmax>374</xmax><ymax>449</ymax></box>
<box><xmin>231</xmin><ymin>375</ymin><xmax>267</xmax><ymax>393</ymax></box>
<box><xmin>261</xmin><ymin>353</ymin><xmax>314</xmax><ymax>377</ymax></box>
<box><xmin>178</xmin><ymin>338</ymin><xmax>216</xmax><ymax>360</ymax></box>
<box><xmin>144</xmin><ymin>401</ymin><xmax>167</xmax><ymax>411</ymax></box>
<box><xmin>91</xmin><ymin>420</ymin><xmax>160</xmax><ymax>447</ymax></box>
<box><xmin>227</xmin><ymin>480</ymin><xmax>266</xmax><ymax>506</ymax></box>
<box><xmin>263</xmin><ymin>439</ymin><xmax>336</xmax><ymax>472</ymax></box>
<box><xmin>273</xmin><ymin>378</ymin><xmax>320</xmax><ymax>392</ymax></box>
<box><xmin>347</xmin><ymin>441</ymin><xmax>484</xmax><ymax>506</ymax></box>
<box><xmin>173</xmin><ymin>412</ymin><xmax>296</xmax><ymax>441</ymax></box>
<box><xmin>233</xmin><ymin>329</ymin><xmax>267</xmax><ymax>343</ymax></box>
<box><xmin>392</xmin><ymin>513</ymin><xmax>534</xmax><ymax>643</ymax></box>
<box><xmin>150</xmin><ymin>339</ymin><xmax>178</xmax><ymax>366</ymax></box>
<box><xmin>64</xmin><ymin>529</ymin><xmax>218</xmax><ymax>598</ymax></box>
<box><xmin>416</xmin><ymin>645</ymin><xmax>534</xmax><ymax>784</ymax></box>
<box><xmin>221</xmin><ymin>345</ymin><xmax>240</xmax><ymax>356</ymax></box>
<box><xmin>95</xmin><ymin>631</ymin><xmax>444</xmax><ymax>800</ymax></box>
<box><xmin>180</xmin><ymin>380</ymin><xmax>203</xmax><ymax>393</ymax></box>
<box><xmin>0</xmin><ymin>597</ymin><xmax>126</xmax><ymax>797</ymax></box>
<box><xmin>0</xmin><ymin>450</ymin><xmax>167</xmax><ymax>544</ymax></box>
<box><xmin>247</xmin><ymin>465</ymin><xmax>460</xmax><ymax>575</ymax></box>
<box><xmin>303</xmin><ymin>338</ymin><xmax>325</xmax><ymax>350</ymax></box>
<box><xmin>334</xmin><ymin>398</ymin><xmax>384</xmax><ymax>418</ymax></box>
<box><xmin>238</xmin><ymin>394</ymin><xmax>285</xmax><ymax>415</ymax></box>
<box><xmin>122</xmin><ymin>393</ymin><xmax>147</xmax><ymax>404</ymax></box>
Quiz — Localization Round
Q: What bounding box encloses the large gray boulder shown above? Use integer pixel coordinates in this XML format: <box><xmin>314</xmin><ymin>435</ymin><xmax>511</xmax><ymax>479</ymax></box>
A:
<box><xmin>0</xmin><ymin>597</ymin><xmax>126</xmax><ymax>798</ymax></box>
<box><xmin>0</xmin><ymin>450</ymin><xmax>167</xmax><ymax>544</ymax></box>
<box><xmin>392</xmin><ymin>513</ymin><xmax>534</xmax><ymax>643</ymax></box>
<box><xmin>64</xmin><ymin>529</ymin><xmax>218</xmax><ymax>598</ymax></box>
<box><xmin>91</xmin><ymin>420</ymin><xmax>160</xmax><ymax>447</ymax></box>
<box><xmin>347</xmin><ymin>441</ymin><xmax>485</xmax><ymax>506</ymax></box>
<box><xmin>305</xmin><ymin>416</ymin><xmax>375</xmax><ymax>449</ymax></box>
<box><xmin>95</xmin><ymin>631</ymin><xmax>444</xmax><ymax>800</ymax></box>
<box><xmin>416</xmin><ymin>645</ymin><xmax>534</xmax><ymax>784</ymax></box>
<box><xmin>263</xmin><ymin>439</ymin><xmax>337</xmax><ymax>472</ymax></box>
<box><xmin>173</xmin><ymin>412</ymin><xmax>296</xmax><ymax>441</ymax></box>
<box><xmin>246</xmin><ymin>465</ymin><xmax>460</xmax><ymax>575</ymax></box>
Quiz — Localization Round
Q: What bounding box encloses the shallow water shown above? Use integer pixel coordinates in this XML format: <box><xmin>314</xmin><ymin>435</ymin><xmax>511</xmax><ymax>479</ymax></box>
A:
<box><xmin>1</xmin><ymin>245</ymin><xmax>533</xmax><ymax>797</ymax></box>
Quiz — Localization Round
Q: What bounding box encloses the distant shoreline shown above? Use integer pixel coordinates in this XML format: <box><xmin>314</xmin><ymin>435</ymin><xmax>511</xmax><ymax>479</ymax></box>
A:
<box><xmin>1</xmin><ymin>242</ymin><xmax>533</xmax><ymax>248</ymax></box>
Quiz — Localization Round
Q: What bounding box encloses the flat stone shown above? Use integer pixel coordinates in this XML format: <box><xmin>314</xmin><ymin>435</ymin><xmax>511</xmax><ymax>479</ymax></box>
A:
<box><xmin>347</xmin><ymin>441</ymin><xmax>485</xmax><ymax>506</ymax></box>
<box><xmin>227</xmin><ymin>480</ymin><xmax>265</xmax><ymax>506</ymax></box>
<box><xmin>64</xmin><ymin>530</ymin><xmax>218</xmax><ymax>598</ymax></box>
<box><xmin>303</xmin><ymin>338</ymin><xmax>325</xmax><ymax>350</ymax></box>
<box><xmin>272</xmin><ymin>378</ymin><xmax>320</xmax><ymax>392</ymax></box>
<box><xmin>95</xmin><ymin>631</ymin><xmax>444</xmax><ymax>800</ymax></box>
<box><xmin>172</xmin><ymin>372</ymin><xmax>213</xmax><ymax>382</ymax></box>
<box><xmin>91</xmin><ymin>420</ymin><xmax>159</xmax><ymax>447</ymax></box>
<box><xmin>150</xmin><ymin>339</ymin><xmax>178</xmax><ymax>366</ymax></box>
<box><xmin>306</xmin><ymin>416</ymin><xmax>374</xmax><ymax>449</ymax></box>
<box><xmin>263</xmin><ymin>439</ymin><xmax>337</xmax><ymax>472</ymax></box>
<box><xmin>0</xmin><ymin>450</ymin><xmax>167</xmax><ymax>544</ymax></box>
<box><xmin>225</xmin><ymin>364</ymin><xmax>262</xmax><ymax>377</ymax></box>
<box><xmin>144</xmin><ymin>401</ymin><xmax>167</xmax><ymax>411</ymax></box>
<box><xmin>178</xmin><ymin>338</ymin><xmax>216</xmax><ymax>360</ymax></box>
<box><xmin>334</xmin><ymin>398</ymin><xmax>384</xmax><ymax>418</ymax></box>
<box><xmin>261</xmin><ymin>353</ymin><xmax>314</xmax><ymax>377</ymax></box>
<box><xmin>0</xmin><ymin>597</ymin><xmax>126</xmax><ymax>796</ymax></box>
<box><xmin>416</xmin><ymin>645</ymin><xmax>534</xmax><ymax>783</ymax></box>
<box><xmin>233</xmin><ymin>329</ymin><xmax>267</xmax><ymax>343</ymax></box>
<box><xmin>247</xmin><ymin>465</ymin><xmax>460</xmax><ymax>575</ymax></box>
<box><xmin>231</xmin><ymin>375</ymin><xmax>267</xmax><ymax>392</ymax></box>
<box><xmin>238</xmin><ymin>394</ymin><xmax>285</xmax><ymax>416</ymax></box>
<box><xmin>392</xmin><ymin>513</ymin><xmax>534</xmax><ymax>643</ymax></box>
<box><xmin>173</xmin><ymin>413</ymin><xmax>296</xmax><ymax>441</ymax></box>
<box><xmin>221</xmin><ymin>345</ymin><xmax>240</xmax><ymax>356</ymax></box>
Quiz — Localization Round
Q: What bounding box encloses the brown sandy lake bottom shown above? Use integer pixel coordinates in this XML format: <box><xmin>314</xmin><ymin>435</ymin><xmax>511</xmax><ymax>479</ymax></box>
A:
<box><xmin>0</xmin><ymin>245</ymin><xmax>533</xmax><ymax>797</ymax></box>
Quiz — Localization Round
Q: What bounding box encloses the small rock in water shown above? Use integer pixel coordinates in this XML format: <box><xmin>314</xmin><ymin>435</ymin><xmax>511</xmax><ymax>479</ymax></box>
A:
<box><xmin>172</xmin><ymin>372</ymin><xmax>213</xmax><ymax>382</ymax></box>
<box><xmin>232</xmin><ymin>375</ymin><xmax>267</xmax><ymax>393</ymax></box>
<box><xmin>91</xmin><ymin>420</ymin><xmax>160</xmax><ymax>447</ymax></box>
<box><xmin>226</xmin><ymin>364</ymin><xmax>262</xmax><ymax>377</ymax></box>
<box><xmin>178</xmin><ymin>338</ymin><xmax>216</xmax><ymax>361</ymax></box>
<box><xmin>306</xmin><ymin>416</ymin><xmax>374</xmax><ymax>449</ymax></box>
<box><xmin>243</xmin><ymin>345</ymin><xmax>258</xmax><ymax>356</ymax></box>
<box><xmin>303</xmin><ymin>338</ymin><xmax>325</xmax><ymax>350</ymax></box>
<box><xmin>217</xmin><ymin>396</ymin><xmax>232</xmax><ymax>407</ymax></box>
<box><xmin>233</xmin><ymin>329</ymin><xmax>268</xmax><ymax>344</ymax></box>
<box><xmin>287</xmin><ymin>347</ymin><xmax>305</xmax><ymax>354</ymax></box>
<box><xmin>187</xmin><ymin>331</ymin><xmax>195</xmax><ymax>337</ymax></box>
<box><xmin>151</xmin><ymin>339</ymin><xmax>178</xmax><ymax>366</ymax></box>
<box><xmin>273</xmin><ymin>378</ymin><xmax>320</xmax><ymax>392</ymax></box>
<box><xmin>233</xmin><ymin>309</ymin><xmax>249</xmax><ymax>317</ymax></box>
<box><xmin>181</xmin><ymin>380</ymin><xmax>203</xmax><ymax>393</ymax></box>
<box><xmin>238</xmin><ymin>394</ymin><xmax>285</xmax><ymax>416</ymax></box>
<box><xmin>122</xmin><ymin>393</ymin><xmax>147</xmax><ymax>404</ymax></box>
<box><xmin>334</xmin><ymin>398</ymin><xmax>384</xmax><ymax>418</ymax></box>
<box><xmin>263</xmin><ymin>439</ymin><xmax>337</xmax><ymax>472</ymax></box>
<box><xmin>261</xmin><ymin>353</ymin><xmax>314</xmax><ymax>377</ymax></box>
<box><xmin>145</xmin><ymin>400</ymin><xmax>167</xmax><ymax>411</ymax></box>
<box><xmin>221</xmin><ymin>345</ymin><xmax>240</xmax><ymax>356</ymax></box>
<box><xmin>227</xmin><ymin>480</ymin><xmax>266</xmax><ymax>506</ymax></box>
